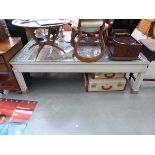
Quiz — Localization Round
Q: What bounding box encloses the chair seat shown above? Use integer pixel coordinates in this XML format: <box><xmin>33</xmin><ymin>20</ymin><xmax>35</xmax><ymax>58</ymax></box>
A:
<box><xmin>81</xmin><ymin>21</ymin><xmax>104</xmax><ymax>27</ymax></box>
<box><xmin>71</xmin><ymin>20</ymin><xmax>109</xmax><ymax>32</ymax></box>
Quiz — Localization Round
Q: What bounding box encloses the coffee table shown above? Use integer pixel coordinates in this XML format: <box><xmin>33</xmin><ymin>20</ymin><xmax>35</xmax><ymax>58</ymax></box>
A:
<box><xmin>10</xmin><ymin>40</ymin><xmax>150</xmax><ymax>94</ymax></box>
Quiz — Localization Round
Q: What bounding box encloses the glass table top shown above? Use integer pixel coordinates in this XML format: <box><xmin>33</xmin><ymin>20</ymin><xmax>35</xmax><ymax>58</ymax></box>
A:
<box><xmin>11</xmin><ymin>39</ymin><xmax>149</xmax><ymax>65</ymax></box>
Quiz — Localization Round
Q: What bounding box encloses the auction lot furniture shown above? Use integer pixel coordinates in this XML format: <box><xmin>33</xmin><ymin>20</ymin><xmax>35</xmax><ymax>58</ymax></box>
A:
<box><xmin>12</xmin><ymin>19</ymin><xmax>69</xmax><ymax>59</ymax></box>
<box><xmin>71</xmin><ymin>19</ymin><xmax>106</xmax><ymax>62</ymax></box>
<box><xmin>0</xmin><ymin>37</ymin><xmax>23</xmax><ymax>91</ymax></box>
<box><xmin>109</xmin><ymin>36</ymin><xmax>142</xmax><ymax>61</ymax></box>
<box><xmin>10</xmin><ymin>40</ymin><xmax>149</xmax><ymax>94</ymax></box>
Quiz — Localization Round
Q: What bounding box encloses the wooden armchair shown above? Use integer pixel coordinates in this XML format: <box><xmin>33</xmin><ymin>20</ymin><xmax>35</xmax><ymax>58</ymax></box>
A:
<box><xmin>70</xmin><ymin>19</ymin><xmax>111</xmax><ymax>45</ymax></box>
<box><xmin>71</xmin><ymin>19</ymin><xmax>107</xmax><ymax>62</ymax></box>
<box><xmin>131</xmin><ymin>19</ymin><xmax>155</xmax><ymax>62</ymax></box>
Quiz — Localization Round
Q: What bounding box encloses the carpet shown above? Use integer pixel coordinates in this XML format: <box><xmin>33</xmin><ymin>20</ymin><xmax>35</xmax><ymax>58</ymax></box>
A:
<box><xmin>0</xmin><ymin>98</ymin><xmax>37</xmax><ymax>135</ymax></box>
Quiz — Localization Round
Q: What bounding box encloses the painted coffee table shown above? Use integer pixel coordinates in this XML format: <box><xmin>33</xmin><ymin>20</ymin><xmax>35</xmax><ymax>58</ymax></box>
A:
<box><xmin>10</xmin><ymin>40</ymin><xmax>150</xmax><ymax>94</ymax></box>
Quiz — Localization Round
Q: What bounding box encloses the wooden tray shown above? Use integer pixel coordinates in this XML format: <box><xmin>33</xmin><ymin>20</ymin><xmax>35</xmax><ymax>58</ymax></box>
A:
<box><xmin>109</xmin><ymin>36</ymin><xmax>142</xmax><ymax>61</ymax></box>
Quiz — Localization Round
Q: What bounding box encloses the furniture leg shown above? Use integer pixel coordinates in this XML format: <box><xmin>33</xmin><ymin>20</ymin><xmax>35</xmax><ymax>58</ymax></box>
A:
<box><xmin>47</xmin><ymin>27</ymin><xmax>52</xmax><ymax>41</ymax></box>
<box><xmin>103</xmin><ymin>29</ymin><xmax>108</xmax><ymax>44</ymax></box>
<box><xmin>26</xmin><ymin>28</ymin><xmax>45</xmax><ymax>60</ymax></box>
<box><xmin>26</xmin><ymin>28</ymin><xmax>41</xmax><ymax>46</ymax></box>
<box><xmin>71</xmin><ymin>28</ymin><xmax>76</xmax><ymax>46</ymax></box>
<box><xmin>35</xmin><ymin>44</ymin><xmax>44</xmax><ymax>60</ymax></box>
<box><xmin>13</xmin><ymin>69</ymin><xmax>28</xmax><ymax>94</ymax></box>
<box><xmin>131</xmin><ymin>72</ymin><xmax>145</xmax><ymax>94</ymax></box>
<box><xmin>99</xmin><ymin>28</ymin><xmax>105</xmax><ymax>52</ymax></box>
<box><xmin>46</xmin><ymin>26</ymin><xmax>65</xmax><ymax>53</ymax></box>
<box><xmin>52</xmin><ymin>26</ymin><xmax>60</xmax><ymax>41</ymax></box>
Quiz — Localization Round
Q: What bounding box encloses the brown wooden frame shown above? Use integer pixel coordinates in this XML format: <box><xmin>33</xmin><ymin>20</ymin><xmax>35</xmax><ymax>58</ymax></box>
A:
<box><xmin>0</xmin><ymin>39</ymin><xmax>22</xmax><ymax>92</ymax></box>
<box><xmin>26</xmin><ymin>26</ymin><xmax>65</xmax><ymax>60</ymax></box>
<box><xmin>72</xmin><ymin>19</ymin><xmax>106</xmax><ymax>62</ymax></box>
<box><xmin>0</xmin><ymin>23</ymin><xmax>8</xmax><ymax>41</ymax></box>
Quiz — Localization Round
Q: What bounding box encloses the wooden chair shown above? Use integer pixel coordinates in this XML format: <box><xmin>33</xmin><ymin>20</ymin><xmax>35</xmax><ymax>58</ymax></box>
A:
<box><xmin>72</xmin><ymin>19</ymin><xmax>106</xmax><ymax>62</ymax></box>
<box><xmin>70</xmin><ymin>19</ymin><xmax>111</xmax><ymax>45</ymax></box>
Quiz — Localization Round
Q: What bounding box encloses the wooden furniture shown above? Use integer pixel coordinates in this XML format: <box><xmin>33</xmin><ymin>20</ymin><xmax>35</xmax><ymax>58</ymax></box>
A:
<box><xmin>12</xmin><ymin>19</ymin><xmax>69</xmax><ymax>60</ymax></box>
<box><xmin>0</xmin><ymin>23</ymin><xmax>8</xmax><ymax>41</ymax></box>
<box><xmin>104</xmin><ymin>19</ymin><xmax>114</xmax><ymax>43</ymax></box>
<box><xmin>109</xmin><ymin>36</ymin><xmax>142</xmax><ymax>60</ymax></box>
<box><xmin>72</xmin><ymin>19</ymin><xmax>106</xmax><ymax>62</ymax></box>
<box><xmin>10</xmin><ymin>40</ymin><xmax>149</xmax><ymax>94</ymax></box>
<box><xmin>0</xmin><ymin>37</ymin><xmax>23</xmax><ymax>92</ymax></box>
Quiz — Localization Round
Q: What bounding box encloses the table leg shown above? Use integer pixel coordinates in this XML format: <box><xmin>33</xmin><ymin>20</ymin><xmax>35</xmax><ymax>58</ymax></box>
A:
<box><xmin>26</xmin><ymin>28</ymin><xmax>45</xmax><ymax>60</ymax></box>
<box><xmin>26</xmin><ymin>28</ymin><xmax>41</xmax><ymax>46</ymax></box>
<box><xmin>13</xmin><ymin>69</ymin><xmax>28</xmax><ymax>94</ymax></box>
<box><xmin>47</xmin><ymin>26</ymin><xmax>66</xmax><ymax>53</ymax></box>
<box><xmin>131</xmin><ymin>72</ymin><xmax>145</xmax><ymax>94</ymax></box>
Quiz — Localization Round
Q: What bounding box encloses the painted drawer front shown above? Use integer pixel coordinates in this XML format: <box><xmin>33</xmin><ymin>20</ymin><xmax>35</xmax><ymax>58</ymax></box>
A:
<box><xmin>90</xmin><ymin>73</ymin><xmax>125</xmax><ymax>79</ymax></box>
<box><xmin>85</xmin><ymin>74</ymin><xmax>127</xmax><ymax>92</ymax></box>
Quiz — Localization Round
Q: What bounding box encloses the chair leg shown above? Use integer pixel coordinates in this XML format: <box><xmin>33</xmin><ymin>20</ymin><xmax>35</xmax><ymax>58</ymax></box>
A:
<box><xmin>73</xmin><ymin>30</ymin><xmax>81</xmax><ymax>57</ymax></box>
<box><xmin>71</xmin><ymin>28</ymin><xmax>76</xmax><ymax>46</ymax></box>
<box><xmin>103</xmin><ymin>29</ymin><xmax>108</xmax><ymax>44</ymax></box>
<box><xmin>99</xmin><ymin>30</ymin><xmax>106</xmax><ymax>52</ymax></box>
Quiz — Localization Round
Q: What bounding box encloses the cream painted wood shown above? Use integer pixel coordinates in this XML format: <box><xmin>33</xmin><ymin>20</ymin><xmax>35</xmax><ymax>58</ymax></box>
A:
<box><xmin>12</xmin><ymin>60</ymin><xmax>149</xmax><ymax>94</ymax></box>
<box><xmin>132</xmin><ymin>72</ymin><xmax>145</xmax><ymax>92</ymax></box>
<box><xmin>144</xmin><ymin>61</ymin><xmax>155</xmax><ymax>79</ymax></box>
<box><xmin>13</xmin><ymin>69</ymin><xmax>28</xmax><ymax>93</ymax></box>
<box><xmin>12</xmin><ymin>63</ymin><xmax>148</xmax><ymax>73</ymax></box>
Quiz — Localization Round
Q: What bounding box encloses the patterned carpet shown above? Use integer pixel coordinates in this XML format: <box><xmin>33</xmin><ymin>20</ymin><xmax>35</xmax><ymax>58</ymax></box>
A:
<box><xmin>0</xmin><ymin>98</ymin><xmax>37</xmax><ymax>135</ymax></box>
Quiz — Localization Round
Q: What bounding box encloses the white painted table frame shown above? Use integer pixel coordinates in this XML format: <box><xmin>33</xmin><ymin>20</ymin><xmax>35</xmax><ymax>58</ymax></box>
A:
<box><xmin>11</xmin><ymin>54</ymin><xmax>149</xmax><ymax>94</ymax></box>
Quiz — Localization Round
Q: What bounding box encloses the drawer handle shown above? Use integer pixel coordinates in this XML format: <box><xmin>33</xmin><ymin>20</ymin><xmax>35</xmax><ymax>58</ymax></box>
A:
<box><xmin>101</xmin><ymin>85</ymin><xmax>112</xmax><ymax>90</ymax></box>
